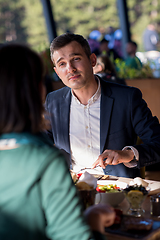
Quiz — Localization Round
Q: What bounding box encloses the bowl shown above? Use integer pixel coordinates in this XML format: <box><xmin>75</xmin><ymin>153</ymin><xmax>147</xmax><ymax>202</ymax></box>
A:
<box><xmin>95</xmin><ymin>180</ymin><xmax>127</xmax><ymax>207</ymax></box>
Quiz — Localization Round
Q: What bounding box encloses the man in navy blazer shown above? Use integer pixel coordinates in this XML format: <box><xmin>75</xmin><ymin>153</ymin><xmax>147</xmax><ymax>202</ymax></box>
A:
<box><xmin>45</xmin><ymin>33</ymin><xmax>160</xmax><ymax>178</ymax></box>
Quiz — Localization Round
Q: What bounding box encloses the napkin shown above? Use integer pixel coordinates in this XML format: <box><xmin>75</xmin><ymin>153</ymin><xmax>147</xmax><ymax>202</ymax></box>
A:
<box><xmin>78</xmin><ymin>171</ymin><xmax>97</xmax><ymax>189</ymax></box>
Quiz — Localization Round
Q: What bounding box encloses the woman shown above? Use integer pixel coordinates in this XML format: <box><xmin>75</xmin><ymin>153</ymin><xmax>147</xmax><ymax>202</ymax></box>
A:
<box><xmin>0</xmin><ymin>43</ymin><xmax>115</xmax><ymax>240</ymax></box>
<box><xmin>93</xmin><ymin>54</ymin><xmax>126</xmax><ymax>85</ymax></box>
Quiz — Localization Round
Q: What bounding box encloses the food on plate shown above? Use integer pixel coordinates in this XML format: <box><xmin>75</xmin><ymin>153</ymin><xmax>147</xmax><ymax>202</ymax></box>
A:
<box><xmin>123</xmin><ymin>184</ymin><xmax>149</xmax><ymax>209</ymax></box>
<box><xmin>70</xmin><ymin>170</ymin><xmax>78</xmax><ymax>183</ymax></box>
<box><xmin>95</xmin><ymin>181</ymin><xmax>127</xmax><ymax>206</ymax></box>
<box><xmin>129</xmin><ymin>177</ymin><xmax>149</xmax><ymax>188</ymax></box>
<box><xmin>123</xmin><ymin>216</ymin><xmax>153</xmax><ymax>231</ymax></box>
<box><xmin>93</xmin><ymin>174</ymin><xmax>109</xmax><ymax>180</ymax></box>
<box><xmin>70</xmin><ymin>171</ymin><xmax>97</xmax><ymax>190</ymax></box>
<box><xmin>75</xmin><ymin>172</ymin><xmax>97</xmax><ymax>210</ymax></box>
<box><xmin>113</xmin><ymin>209</ymin><xmax>123</xmax><ymax>225</ymax></box>
<box><xmin>77</xmin><ymin>173</ymin><xmax>83</xmax><ymax>179</ymax></box>
<box><xmin>76</xmin><ymin>181</ymin><xmax>93</xmax><ymax>190</ymax></box>
<box><xmin>77</xmin><ymin>171</ymin><xmax>97</xmax><ymax>189</ymax></box>
<box><xmin>96</xmin><ymin>184</ymin><xmax>120</xmax><ymax>193</ymax></box>
<box><xmin>100</xmin><ymin>175</ymin><xmax>109</xmax><ymax>180</ymax></box>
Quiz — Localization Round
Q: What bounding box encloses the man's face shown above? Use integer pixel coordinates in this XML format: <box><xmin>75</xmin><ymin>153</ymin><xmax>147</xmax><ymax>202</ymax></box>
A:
<box><xmin>126</xmin><ymin>43</ymin><xmax>136</xmax><ymax>55</ymax></box>
<box><xmin>52</xmin><ymin>41</ymin><xmax>96</xmax><ymax>90</ymax></box>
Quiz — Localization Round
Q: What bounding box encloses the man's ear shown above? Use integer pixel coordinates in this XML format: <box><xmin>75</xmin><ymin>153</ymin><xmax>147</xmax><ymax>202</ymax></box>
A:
<box><xmin>90</xmin><ymin>53</ymin><xmax>97</xmax><ymax>67</ymax></box>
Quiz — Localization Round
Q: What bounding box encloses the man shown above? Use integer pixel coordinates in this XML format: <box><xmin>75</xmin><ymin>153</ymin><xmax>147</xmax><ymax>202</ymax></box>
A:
<box><xmin>99</xmin><ymin>38</ymin><xmax>122</xmax><ymax>61</ymax></box>
<box><xmin>125</xmin><ymin>41</ymin><xmax>142</xmax><ymax>70</ymax></box>
<box><xmin>143</xmin><ymin>23</ymin><xmax>159</xmax><ymax>52</ymax></box>
<box><xmin>45</xmin><ymin>33</ymin><xmax>160</xmax><ymax>178</ymax></box>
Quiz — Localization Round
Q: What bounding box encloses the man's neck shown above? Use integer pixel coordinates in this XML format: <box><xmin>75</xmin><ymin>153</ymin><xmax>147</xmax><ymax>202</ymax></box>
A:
<box><xmin>72</xmin><ymin>77</ymin><xmax>98</xmax><ymax>105</ymax></box>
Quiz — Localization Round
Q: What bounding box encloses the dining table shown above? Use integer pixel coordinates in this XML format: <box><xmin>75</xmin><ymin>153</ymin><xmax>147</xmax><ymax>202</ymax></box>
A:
<box><xmin>97</xmin><ymin>175</ymin><xmax>160</xmax><ymax>240</ymax></box>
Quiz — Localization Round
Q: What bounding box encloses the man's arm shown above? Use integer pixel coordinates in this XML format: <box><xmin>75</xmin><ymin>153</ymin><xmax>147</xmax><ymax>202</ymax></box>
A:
<box><xmin>93</xmin><ymin>86</ymin><xmax>160</xmax><ymax>169</ymax></box>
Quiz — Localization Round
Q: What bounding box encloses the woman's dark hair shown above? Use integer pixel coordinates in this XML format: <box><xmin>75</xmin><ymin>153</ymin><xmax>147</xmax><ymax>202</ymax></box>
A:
<box><xmin>50</xmin><ymin>33</ymin><xmax>92</xmax><ymax>65</ymax></box>
<box><xmin>0</xmin><ymin>43</ymin><xmax>45</xmax><ymax>134</ymax></box>
<box><xmin>96</xmin><ymin>54</ymin><xmax>117</xmax><ymax>76</ymax></box>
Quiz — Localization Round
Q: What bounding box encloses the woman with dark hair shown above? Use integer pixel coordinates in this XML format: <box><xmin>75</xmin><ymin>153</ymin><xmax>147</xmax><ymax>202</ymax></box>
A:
<box><xmin>0</xmin><ymin>43</ymin><xmax>115</xmax><ymax>240</ymax></box>
<box><xmin>93</xmin><ymin>54</ymin><xmax>126</xmax><ymax>85</ymax></box>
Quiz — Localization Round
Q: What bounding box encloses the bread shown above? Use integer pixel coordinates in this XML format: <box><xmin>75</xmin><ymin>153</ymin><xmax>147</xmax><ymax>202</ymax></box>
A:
<box><xmin>93</xmin><ymin>174</ymin><xmax>109</xmax><ymax>180</ymax></box>
<box><xmin>70</xmin><ymin>170</ymin><xmax>78</xmax><ymax>183</ymax></box>
<box><xmin>76</xmin><ymin>181</ymin><xmax>93</xmax><ymax>190</ymax></box>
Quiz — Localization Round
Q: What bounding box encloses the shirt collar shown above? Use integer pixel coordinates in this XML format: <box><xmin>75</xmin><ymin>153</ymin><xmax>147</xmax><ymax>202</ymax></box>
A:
<box><xmin>71</xmin><ymin>76</ymin><xmax>101</xmax><ymax>105</ymax></box>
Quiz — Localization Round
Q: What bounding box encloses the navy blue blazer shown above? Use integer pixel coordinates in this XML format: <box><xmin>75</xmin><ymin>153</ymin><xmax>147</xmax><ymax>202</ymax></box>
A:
<box><xmin>45</xmin><ymin>78</ymin><xmax>160</xmax><ymax>178</ymax></box>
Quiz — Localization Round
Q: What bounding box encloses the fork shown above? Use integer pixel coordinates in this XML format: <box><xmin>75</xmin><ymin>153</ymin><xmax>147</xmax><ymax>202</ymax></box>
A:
<box><xmin>76</xmin><ymin>165</ymin><xmax>100</xmax><ymax>174</ymax></box>
<box><xmin>76</xmin><ymin>167</ymin><xmax>112</xmax><ymax>175</ymax></box>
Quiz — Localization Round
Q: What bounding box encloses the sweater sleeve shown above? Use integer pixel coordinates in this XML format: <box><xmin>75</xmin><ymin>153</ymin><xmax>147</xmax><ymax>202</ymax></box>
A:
<box><xmin>39</xmin><ymin>149</ymin><xmax>94</xmax><ymax>240</ymax></box>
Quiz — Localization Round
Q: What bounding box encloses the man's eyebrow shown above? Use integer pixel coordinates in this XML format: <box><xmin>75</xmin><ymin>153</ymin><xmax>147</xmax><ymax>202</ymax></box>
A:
<box><xmin>69</xmin><ymin>53</ymin><xmax>82</xmax><ymax>57</ymax></box>
<box><xmin>56</xmin><ymin>53</ymin><xmax>82</xmax><ymax>64</ymax></box>
<box><xmin>56</xmin><ymin>57</ymin><xmax>63</xmax><ymax>64</ymax></box>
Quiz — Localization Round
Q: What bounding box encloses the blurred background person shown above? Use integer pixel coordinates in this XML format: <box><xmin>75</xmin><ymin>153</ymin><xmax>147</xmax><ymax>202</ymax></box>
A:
<box><xmin>0</xmin><ymin>43</ymin><xmax>115</xmax><ymax>240</ymax></box>
<box><xmin>143</xmin><ymin>23</ymin><xmax>159</xmax><ymax>52</ymax></box>
<box><xmin>87</xmin><ymin>30</ymin><xmax>101</xmax><ymax>56</ymax></box>
<box><xmin>125</xmin><ymin>41</ymin><xmax>142</xmax><ymax>70</ymax></box>
<box><xmin>99</xmin><ymin>38</ymin><xmax>123</xmax><ymax>61</ymax></box>
<box><xmin>93</xmin><ymin>54</ymin><xmax>126</xmax><ymax>85</ymax></box>
<box><xmin>104</xmin><ymin>26</ymin><xmax>115</xmax><ymax>50</ymax></box>
<box><xmin>113</xmin><ymin>29</ymin><xmax>123</xmax><ymax>59</ymax></box>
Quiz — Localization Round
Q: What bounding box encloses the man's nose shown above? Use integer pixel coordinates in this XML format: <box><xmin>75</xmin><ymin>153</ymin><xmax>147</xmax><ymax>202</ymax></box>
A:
<box><xmin>67</xmin><ymin>62</ymin><xmax>76</xmax><ymax>72</ymax></box>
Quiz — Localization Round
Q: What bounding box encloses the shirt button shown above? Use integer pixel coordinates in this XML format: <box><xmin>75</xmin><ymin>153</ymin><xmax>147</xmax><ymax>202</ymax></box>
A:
<box><xmin>86</xmin><ymin>126</ymin><xmax>88</xmax><ymax>129</ymax></box>
<box><xmin>88</xmin><ymin>145</ymin><xmax>90</xmax><ymax>148</ymax></box>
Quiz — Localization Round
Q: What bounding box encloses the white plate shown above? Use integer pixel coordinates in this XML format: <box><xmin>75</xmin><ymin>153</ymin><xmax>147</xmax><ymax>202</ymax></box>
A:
<box><xmin>97</xmin><ymin>180</ymin><xmax>127</xmax><ymax>189</ymax></box>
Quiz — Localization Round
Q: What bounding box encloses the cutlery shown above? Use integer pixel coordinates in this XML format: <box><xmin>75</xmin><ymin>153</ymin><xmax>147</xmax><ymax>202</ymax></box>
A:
<box><xmin>76</xmin><ymin>167</ymin><xmax>112</xmax><ymax>175</ymax></box>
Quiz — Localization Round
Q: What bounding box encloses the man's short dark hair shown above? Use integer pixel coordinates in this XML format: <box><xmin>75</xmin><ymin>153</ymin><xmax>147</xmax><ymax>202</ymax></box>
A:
<box><xmin>50</xmin><ymin>33</ymin><xmax>92</xmax><ymax>65</ymax></box>
<box><xmin>100</xmin><ymin>38</ymin><xmax>109</xmax><ymax>44</ymax></box>
<box><xmin>129</xmin><ymin>41</ymin><xmax>137</xmax><ymax>48</ymax></box>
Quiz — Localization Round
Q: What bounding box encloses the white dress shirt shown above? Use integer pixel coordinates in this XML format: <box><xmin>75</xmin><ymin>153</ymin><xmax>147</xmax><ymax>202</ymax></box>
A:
<box><xmin>69</xmin><ymin>78</ymin><xmax>138</xmax><ymax>174</ymax></box>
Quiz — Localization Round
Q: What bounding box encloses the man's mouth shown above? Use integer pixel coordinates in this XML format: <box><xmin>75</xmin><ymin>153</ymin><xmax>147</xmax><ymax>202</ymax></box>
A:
<box><xmin>69</xmin><ymin>74</ymin><xmax>81</xmax><ymax>81</ymax></box>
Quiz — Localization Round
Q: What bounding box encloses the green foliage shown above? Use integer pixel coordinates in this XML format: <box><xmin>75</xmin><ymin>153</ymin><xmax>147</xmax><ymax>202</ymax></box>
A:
<box><xmin>0</xmin><ymin>0</ymin><xmax>28</xmax><ymax>43</ymax></box>
<box><xmin>0</xmin><ymin>0</ymin><xmax>160</xmax><ymax>53</ymax></box>
<box><xmin>0</xmin><ymin>0</ymin><xmax>49</xmax><ymax>51</ymax></box>
<box><xmin>115</xmin><ymin>59</ymin><xmax>154</xmax><ymax>79</ymax></box>
<box><xmin>51</xmin><ymin>0</ymin><xmax>119</xmax><ymax>37</ymax></box>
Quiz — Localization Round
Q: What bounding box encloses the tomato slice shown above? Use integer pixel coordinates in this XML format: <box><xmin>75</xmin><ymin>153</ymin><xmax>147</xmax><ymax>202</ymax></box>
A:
<box><xmin>96</xmin><ymin>186</ymin><xmax>106</xmax><ymax>193</ymax></box>
<box><xmin>77</xmin><ymin>173</ymin><xmax>83</xmax><ymax>179</ymax></box>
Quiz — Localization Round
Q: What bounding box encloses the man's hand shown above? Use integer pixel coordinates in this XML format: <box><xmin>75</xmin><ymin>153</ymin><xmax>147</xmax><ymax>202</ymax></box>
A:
<box><xmin>84</xmin><ymin>204</ymin><xmax>115</xmax><ymax>234</ymax></box>
<box><xmin>92</xmin><ymin>149</ymin><xmax>135</xmax><ymax>169</ymax></box>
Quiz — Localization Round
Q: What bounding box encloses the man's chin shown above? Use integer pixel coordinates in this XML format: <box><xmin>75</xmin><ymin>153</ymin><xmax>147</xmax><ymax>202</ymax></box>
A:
<box><xmin>69</xmin><ymin>81</ymin><xmax>84</xmax><ymax>89</ymax></box>
<box><xmin>70</xmin><ymin>83</ymin><xmax>84</xmax><ymax>90</ymax></box>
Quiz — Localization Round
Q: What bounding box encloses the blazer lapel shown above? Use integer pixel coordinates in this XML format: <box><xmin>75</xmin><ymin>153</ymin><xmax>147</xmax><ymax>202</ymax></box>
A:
<box><xmin>100</xmin><ymin>83</ymin><xmax>114</xmax><ymax>153</ymax></box>
<box><xmin>60</xmin><ymin>89</ymin><xmax>71</xmax><ymax>154</ymax></box>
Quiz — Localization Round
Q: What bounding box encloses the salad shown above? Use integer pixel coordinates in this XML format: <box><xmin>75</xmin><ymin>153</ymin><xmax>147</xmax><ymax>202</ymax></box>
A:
<box><xmin>96</xmin><ymin>184</ymin><xmax>120</xmax><ymax>193</ymax></box>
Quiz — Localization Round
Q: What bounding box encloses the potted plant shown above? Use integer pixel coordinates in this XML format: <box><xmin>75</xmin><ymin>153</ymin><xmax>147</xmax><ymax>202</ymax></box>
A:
<box><xmin>115</xmin><ymin>59</ymin><xmax>154</xmax><ymax>79</ymax></box>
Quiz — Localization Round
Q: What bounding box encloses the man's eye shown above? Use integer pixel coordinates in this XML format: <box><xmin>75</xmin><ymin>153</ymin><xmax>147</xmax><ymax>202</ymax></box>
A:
<box><xmin>59</xmin><ymin>62</ymin><xmax>65</xmax><ymax>67</ymax></box>
<box><xmin>74</xmin><ymin>57</ymin><xmax>80</xmax><ymax>61</ymax></box>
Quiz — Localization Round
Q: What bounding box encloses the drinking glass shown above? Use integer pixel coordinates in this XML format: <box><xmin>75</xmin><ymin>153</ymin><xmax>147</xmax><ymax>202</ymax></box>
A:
<box><xmin>123</xmin><ymin>187</ymin><xmax>150</xmax><ymax>217</ymax></box>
